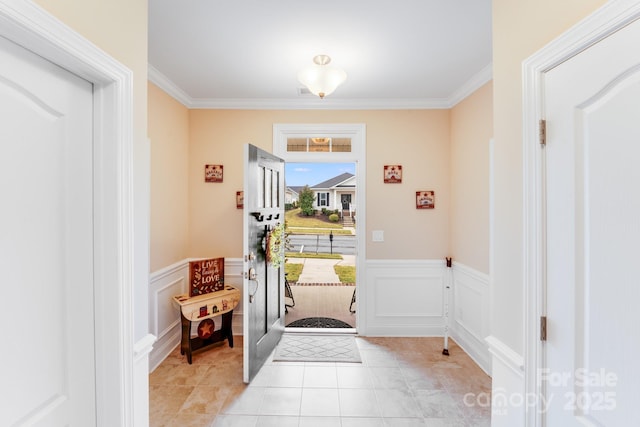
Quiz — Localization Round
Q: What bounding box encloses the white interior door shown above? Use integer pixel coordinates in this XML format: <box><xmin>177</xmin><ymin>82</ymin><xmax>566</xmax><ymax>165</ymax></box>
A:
<box><xmin>0</xmin><ymin>35</ymin><xmax>96</xmax><ymax>425</ymax></box>
<box><xmin>544</xmin><ymin>17</ymin><xmax>640</xmax><ymax>426</ymax></box>
<box><xmin>243</xmin><ymin>144</ymin><xmax>285</xmax><ymax>383</ymax></box>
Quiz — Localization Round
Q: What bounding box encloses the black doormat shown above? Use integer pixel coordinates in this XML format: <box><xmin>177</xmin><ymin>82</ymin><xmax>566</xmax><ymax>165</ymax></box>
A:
<box><xmin>286</xmin><ymin>317</ymin><xmax>353</xmax><ymax>328</ymax></box>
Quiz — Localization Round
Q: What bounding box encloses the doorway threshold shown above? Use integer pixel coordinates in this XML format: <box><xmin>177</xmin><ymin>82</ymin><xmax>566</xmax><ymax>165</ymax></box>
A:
<box><xmin>285</xmin><ymin>327</ymin><xmax>356</xmax><ymax>335</ymax></box>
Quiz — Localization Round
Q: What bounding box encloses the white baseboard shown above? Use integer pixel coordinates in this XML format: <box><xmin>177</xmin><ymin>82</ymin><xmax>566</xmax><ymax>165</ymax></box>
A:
<box><xmin>486</xmin><ymin>335</ymin><xmax>524</xmax><ymax>376</ymax></box>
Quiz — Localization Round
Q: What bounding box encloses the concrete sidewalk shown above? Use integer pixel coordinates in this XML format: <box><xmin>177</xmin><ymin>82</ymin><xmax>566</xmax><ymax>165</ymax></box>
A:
<box><xmin>287</xmin><ymin>255</ymin><xmax>355</xmax><ymax>284</ymax></box>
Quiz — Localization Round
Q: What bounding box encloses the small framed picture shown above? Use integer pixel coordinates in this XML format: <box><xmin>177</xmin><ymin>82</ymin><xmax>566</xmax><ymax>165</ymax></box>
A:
<box><xmin>205</xmin><ymin>164</ymin><xmax>223</xmax><ymax>183</ymax></box>
<box><xmin>236</xmin><ymin>191</ymin><xmax>244</xmax><ymax>209</ymax></box>
<box><xmin>416</xmin><ymin>191</ymin><xmax>435</xmax><ymax>209</ymax></box>
<box><xmin>384</xmin><ymin>165</ymin><xmax>402</xmax><ymax>183</ymax></box>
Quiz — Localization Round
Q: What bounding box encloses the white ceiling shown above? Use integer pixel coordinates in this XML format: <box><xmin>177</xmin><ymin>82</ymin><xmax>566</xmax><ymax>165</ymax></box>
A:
<box><xmin>148</xmin><ymin>0</ymin><xmax>492</xmax><ymax>110</ymax></box>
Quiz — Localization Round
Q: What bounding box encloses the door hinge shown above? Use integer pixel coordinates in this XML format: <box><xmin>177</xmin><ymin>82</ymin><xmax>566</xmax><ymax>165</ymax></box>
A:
<box><xmin>540</xmin><ymin>316</ymin><xmax>547</xmax><ymax>341</ymax></box>
<box><xmin>539</xmin><ymin>119</ymin><xmax>546</xmax><ymax>146</ymax></box>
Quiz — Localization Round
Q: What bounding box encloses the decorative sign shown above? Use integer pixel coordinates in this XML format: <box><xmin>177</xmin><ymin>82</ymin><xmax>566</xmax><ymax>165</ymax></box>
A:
<box><xmin>236</xmin><ymin>191</ymin><xmax>244</xmax><ymax>209</ymax></box>
<box><xmin>384</xmin><ymin>165</ymin><xmax>403</xmax><ymax>183</ymax></box>
<box><xmin>416</xmin><ymin>191</ymin><xmax>435</xmax><ymax>209</ymax></box>
<box><xmin>189</xmin><ymin>257</ymin><xmax>225</xmax><ymax>296</ymax></box>
<box><xmin>205</xmin><ymin>164</ymin><xmax>223</xmax><ymax>182</ymax></box>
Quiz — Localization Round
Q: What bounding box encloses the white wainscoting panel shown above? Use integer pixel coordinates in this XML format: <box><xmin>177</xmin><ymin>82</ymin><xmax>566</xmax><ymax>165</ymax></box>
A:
<box><xmin>364</xmin><ymin>260</ymin><xmax>445</xmax><ymax>336</ymax></box>
<box><xmin>486</xmin><ymin>335</ymin><xmax>525</xmax><ymax>426</ymax></box>
<box><xmin>149</xmin><ymin>258</ymin><xmax>244</xmax><ymax>372</ymax></box>
<box><xmin>450</xmin><ymin>262</ymin><xmax>491</xmax><ymax>374</ymax></box>
<box><xmin>364</xmin><ymin>259</ymin><xmax>491</xmax><ymax>375</ymax></box>
<box><xmin>223</xmin><ymin>258</ymin><xmax>244</xmax><ymax>333</ymax></box>
<box><xmin>150</xmin><ymin>257</ymin><xmax>491</xmax><ymax>375</ymax></box>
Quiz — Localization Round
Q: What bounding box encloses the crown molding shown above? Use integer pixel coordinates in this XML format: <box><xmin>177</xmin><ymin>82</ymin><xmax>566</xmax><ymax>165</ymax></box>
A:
<box><xmin>447</xmin><ymin>62</ymin><xmax>493</xmax><ymax>106</ymax></box>
<box><xmin>148</xmin><ymin>62</ymin><xmax>493</xmax><ymax>110</ymax></box>
<box><xmin>148</xmin><ymin>64</ymin><xmax>192</xmax><ymax>106</ymax></box>
<box><xmin>189</xmin><ymin>97</ymin><xmax>452</xmax><ymax>110</ymax></box>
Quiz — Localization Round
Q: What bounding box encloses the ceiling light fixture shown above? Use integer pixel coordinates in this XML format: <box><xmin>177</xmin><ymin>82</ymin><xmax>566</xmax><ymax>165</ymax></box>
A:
<box><xmin>297</xmin><ymin>54</ymin><xmax>347</xmax><ymax>99</ymax></box>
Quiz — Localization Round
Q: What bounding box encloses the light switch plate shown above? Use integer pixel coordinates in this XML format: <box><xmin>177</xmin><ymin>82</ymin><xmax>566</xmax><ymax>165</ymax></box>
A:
<box><xmin>372</xmin><ymin>230</ymin><xmax>384</xmax><ymax>242</ymax></box>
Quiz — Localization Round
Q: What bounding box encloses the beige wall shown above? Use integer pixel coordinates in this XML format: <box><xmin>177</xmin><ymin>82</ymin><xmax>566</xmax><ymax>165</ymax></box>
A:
<box><xmin>450</xmin><ymin>81</ymin><xmax>493</xmax><ymax>274</ymax></box>
<box><xmin>148</xmin><ymin>82</ymin><xmax>190</xmax><ymax>271</ymax></box>
<box><xmin>188</xmin><ymin>109</ymin><xmax>452</xmax><ymax>261</ymax></box>
<box><xmin>492</xmin><ymin>0</ymin><xmax>607</xmax><ymax>352</ymax></box>
<box><xmin>35</xmin><ymin>0</ymin><xmax>148</xmax><ymax>163</ymax></box>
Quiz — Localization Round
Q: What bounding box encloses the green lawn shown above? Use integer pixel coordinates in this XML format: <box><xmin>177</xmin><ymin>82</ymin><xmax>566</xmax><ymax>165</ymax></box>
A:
<box><xmin>284</xmin><ymin>262</ymin><xmax>303</xmax><ymax>282</ymax></box>
<box><xmin>289</xmin><ymin>228</ymin><xmax>352</xmax><ymax>235</ymax></box>
<box><xmin>284</xmin><ymin>261</ymin><xmax>356</xmax><ymax>284</ymax></box>
<box><xmin>285</xmin><ymin>208</ymin><xmax>342</xmax><ymax>230</ymax></box>
<box><xmin>286</xmin><ymin>252</ymin><xmax>343</xmax><ymax>260</ymax></box>
<box><xmin>334</xmin><ymin>265</ymin><xmax>356</xmax><ymax>283</ymax></box>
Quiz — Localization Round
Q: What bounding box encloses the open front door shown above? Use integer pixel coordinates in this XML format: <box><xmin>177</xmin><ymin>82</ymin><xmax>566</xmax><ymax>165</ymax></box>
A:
<box><xmin>243</xmin><ymin>144</ymin><xmax>286</xmax><ymax>383</ymax></box>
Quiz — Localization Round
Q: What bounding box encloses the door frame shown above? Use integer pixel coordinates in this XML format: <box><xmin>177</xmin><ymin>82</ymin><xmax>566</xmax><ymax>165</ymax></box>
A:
<box><xmin>273</xmin><ymin>123</ymin><xmax>366</xmax><ymax>333</ymax></box>
<box><xmin>0</xmin><ymin>2</ymin><xmax>139</xmax><ymax>425</ymax></box>
<box><xmin>522</xmin><ymin>1</ymin><xmax>640</xmax><ymax>425</ymax></box>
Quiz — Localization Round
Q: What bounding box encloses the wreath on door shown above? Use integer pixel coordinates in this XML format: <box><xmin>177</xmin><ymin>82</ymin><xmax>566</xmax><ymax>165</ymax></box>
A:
<box><xmin>265</xmin><ymin>223</ymin><xmax>285</xmax><ymax>269</ymax></box>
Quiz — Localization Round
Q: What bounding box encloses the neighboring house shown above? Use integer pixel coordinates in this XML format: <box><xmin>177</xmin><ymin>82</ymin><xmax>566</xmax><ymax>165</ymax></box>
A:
<box><xmin>285</xmin><ymin>186</ymin><xmax>302</xmax><ymax>205</ymax></box>
<box><xmin>310</xmin><ymin>172</ymin><xmax>356</xmax><ymax>216</ymax></box>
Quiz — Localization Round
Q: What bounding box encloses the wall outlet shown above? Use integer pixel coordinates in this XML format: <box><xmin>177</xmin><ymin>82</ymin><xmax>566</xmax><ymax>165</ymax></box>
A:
<box><xmin>372</xmin><ymin>230</ymin><xmax>384</xmax><ymax>242</ymax></box>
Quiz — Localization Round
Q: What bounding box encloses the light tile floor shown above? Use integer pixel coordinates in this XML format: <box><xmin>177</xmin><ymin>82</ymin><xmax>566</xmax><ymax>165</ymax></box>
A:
<box><xmin>150</xmin><ymin>336</ymin><xmax>491</xmax><ymax>426</ymax></box>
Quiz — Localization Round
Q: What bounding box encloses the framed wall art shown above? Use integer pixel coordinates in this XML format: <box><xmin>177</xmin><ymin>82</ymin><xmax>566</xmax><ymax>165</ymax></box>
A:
<box><xmin>236</xmin><ymin>191</ymin><xmax>244</xmax><ymax>209</ymax></box>
<box><xmin>384</xmin><ymin>165</ymin><xmax>402</xmax><ymax>183</ymax></box>
<box><xmin>205</xmin><ymin>164</ymin><xmax>223</xmax><ymax>182</ymax></box>
<box><xmin>416</xmin><ymin>190</ymin><xmax>435</xmax><ymax>209</ymax></box>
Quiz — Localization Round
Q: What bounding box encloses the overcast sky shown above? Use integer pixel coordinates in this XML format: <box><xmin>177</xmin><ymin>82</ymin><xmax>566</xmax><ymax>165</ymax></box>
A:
<box><xmin>285</xmin><ymin>162</ymin><xmax>355</xmax><ymax>187</ymax></box>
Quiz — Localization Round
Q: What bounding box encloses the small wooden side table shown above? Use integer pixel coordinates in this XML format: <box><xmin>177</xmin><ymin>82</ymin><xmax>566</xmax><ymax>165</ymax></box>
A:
<box><xmin>173</xmin><ymin>286</ymin><xmax>240</xmax><ymax>364</ymax></box>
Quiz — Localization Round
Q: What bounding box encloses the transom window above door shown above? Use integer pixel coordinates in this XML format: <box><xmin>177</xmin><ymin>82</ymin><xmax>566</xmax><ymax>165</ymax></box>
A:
<box><xmin>287</xmin><ymin>137</ymin><xmax>351</xmax><ymax>153</ymax></box>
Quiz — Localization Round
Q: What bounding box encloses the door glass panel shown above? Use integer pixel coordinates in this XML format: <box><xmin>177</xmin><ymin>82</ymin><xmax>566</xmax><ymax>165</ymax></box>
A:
<box><xmin>332</xmin><ymin>138</ymin><xmax>351</xmax><ymax>152</ymax></box>
<box><xmin>309</xmin><ymin>137</ymin><xmax>330</xmax><ymax>152</ymax></box>
<box><xmin>258</xmin><ymin>167</ymin><xmax>265</xmax><ymax>208</ymax></box>
<box><xmin>264</xmin><ymin>168</ymin><xmax>272</xmax><ymax>208</ymax></box>
<box><xmin>287</xmin><ymin>138</ymin><xmax>307</xmax><ymax>152</ymax></box>
<box><xmin>286</xmin><ymin>137</ymin><xmax>351</xmax><ymax>153</ymax></box>
<box><xmin>274</xmin><ymin>170</ymin><xmax>280</xmax><ymax>206</ymax></box>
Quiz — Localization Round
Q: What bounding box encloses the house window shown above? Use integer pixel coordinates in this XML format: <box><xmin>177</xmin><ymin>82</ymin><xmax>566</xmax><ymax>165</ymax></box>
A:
<box><xmin>318</xmin><ymin>192</ymin><xmax>329</xmax><ymax>207</ymax></box>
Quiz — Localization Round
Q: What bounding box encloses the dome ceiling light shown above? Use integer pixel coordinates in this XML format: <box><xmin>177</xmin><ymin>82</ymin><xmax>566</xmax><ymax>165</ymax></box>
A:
<box><xmin>297</xmin><ymin>54</ymin><xmax>347</xmax><ymax>99</ymax></box>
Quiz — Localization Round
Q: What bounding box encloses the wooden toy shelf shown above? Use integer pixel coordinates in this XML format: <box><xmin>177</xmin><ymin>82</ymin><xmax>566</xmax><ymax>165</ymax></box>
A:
<box><xmin>173</xmin><ymin>285</ymin><xmax>240</xmax><ymax>364</ymax></box>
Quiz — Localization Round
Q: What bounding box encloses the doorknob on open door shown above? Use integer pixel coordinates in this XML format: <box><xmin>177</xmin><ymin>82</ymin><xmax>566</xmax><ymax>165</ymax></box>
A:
<box><xmin>247</xmin><ymin>268</ymin><xmax>258</xmax><ymax>303</ymax></box>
